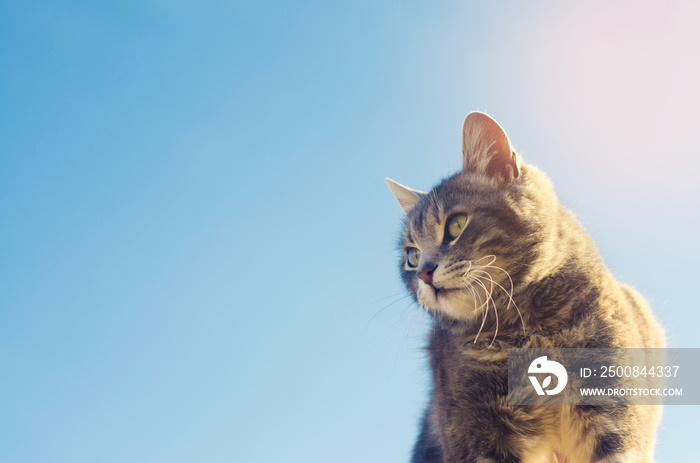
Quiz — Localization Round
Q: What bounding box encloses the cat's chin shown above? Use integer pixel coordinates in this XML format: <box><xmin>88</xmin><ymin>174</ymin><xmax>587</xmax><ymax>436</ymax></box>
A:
<box><xmin>417</xmin><ymin>286</ymin><xmax>483</xmax><ymax>322</ymax></box>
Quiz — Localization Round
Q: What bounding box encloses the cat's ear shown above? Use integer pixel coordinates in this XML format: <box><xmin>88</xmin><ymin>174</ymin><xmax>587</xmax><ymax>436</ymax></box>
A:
<box><xmin>462</xmin><ymin>112</ymin><xmax>520</xmax><ymax>182</ymax></box>
<box><xmin>385</xmin><ymin>178</ymin><xmax>425</xmax><ymax>214</ymax></box>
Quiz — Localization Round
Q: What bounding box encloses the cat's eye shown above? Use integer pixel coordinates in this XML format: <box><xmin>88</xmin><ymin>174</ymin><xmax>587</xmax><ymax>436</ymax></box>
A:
<box><xmin>447</xmin><ymin>214</ymin><xmax>467</xmax><ymax>240</ymax></box>
<box><xmin>406</xmin><ymin>248</ymin><xmax>420</xmax><ymax>268</ymax></box>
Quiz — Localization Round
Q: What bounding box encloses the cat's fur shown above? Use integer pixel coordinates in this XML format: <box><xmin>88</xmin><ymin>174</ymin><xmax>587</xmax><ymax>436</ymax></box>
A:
<box><xmin>386</xmin><ymin>112</ymin><xmax>665</xmax><ymax>463</ymax></box>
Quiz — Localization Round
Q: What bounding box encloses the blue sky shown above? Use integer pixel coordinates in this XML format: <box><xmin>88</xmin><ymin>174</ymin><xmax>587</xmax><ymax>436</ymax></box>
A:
<box><xmin>2</xmin><ymin>1</ymin><xmax>699</xmax><ymax>461</ymax></box>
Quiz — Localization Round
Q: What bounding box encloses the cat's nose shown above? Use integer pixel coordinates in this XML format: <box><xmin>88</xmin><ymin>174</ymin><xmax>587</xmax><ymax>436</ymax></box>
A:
<box><xmin>417</xmin><ymin>264</ymin><xmax>437</xmax><ymax>285</ymax></box>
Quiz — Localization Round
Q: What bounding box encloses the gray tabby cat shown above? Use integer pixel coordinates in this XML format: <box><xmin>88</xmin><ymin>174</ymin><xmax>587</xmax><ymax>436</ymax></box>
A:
<box><xmin>386</xmin><ymin>113</ymin><xmax>665</xmax><ymax>463</ymax></box>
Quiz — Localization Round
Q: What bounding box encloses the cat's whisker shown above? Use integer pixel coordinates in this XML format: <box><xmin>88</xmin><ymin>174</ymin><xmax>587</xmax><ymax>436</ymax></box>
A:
<box><xmin>370</xmin><ymin>291</ymin><xmax>412</xmax><ymax>304</ymax></box>
<box><xmin>464</xmin><ymin>274</ymin><xmax>490</xmax><ymax>314</ymax></box>
<box><xmin>468</xmin><ymin>285</ymin><xmax>482</xmax><ymax>316</ymax></box>
<box><xmin>463</xmin><ymin>261</ymin><xmax>523</xmax><ymax>342</ymax></box>
<box><xmin>472</xmin><ymin>254</ymin><xmax>497</xmax><ymax>267</ymax></box>
<box><xmin>470</xmin><ymin>268</ymin><xmax>526</xmax><ymax>335</ymax></box>
<box><xmin>460</xmin><ymin>261</ymin><xmax>473</xmax><ymax>279</ymax></box>
<box><xmin>471</xmin><ymin>269</ymin><xmax>510</xmax><ymax>312</ymax></box>
<box><xmin>474</xmin><ymin>287</ymin><xmax>488</xmax><ymax>343</ymax></box>
<box><xmin>404</xmin><ymin>305</ymin><xmax>422</xmax><ymax>340</ymax></box>
<box><xmin>474</xmin><ymin>277</ymin><xmax>494</xmax><ymax>343</ymax></box>
<box><xmin>471</xmin><ymin>276</ymin><xmax>495</xmax><ymax>344</ymax></box>
<box><xmin>444</xmin><ymin>261</ymin><xmax>465</xmax><ymax>273</ymax></box>
<box><xmin>481</xmin><ymin>262</ymin><xmax>515</xmax><ymax>290</ymax></box>
<box><xmin>363</xmin><ymin>294</ymin><xmax>415</xmax><ymax>348</ymax></box>
<box><xmin>473</xmin><ymin>271</ymin><xmax>499</xmax><ymax>347</ymax></box>
<box><xmin>459</xmin><ymin>275</ymin><xmax>481</xmax><ymax>319</ymax></box>
<box><xmin>473</xmin><ymin>262</ymin><xmax>527</xmax><ymax>335</ymax></box>
<box><xmin>483</xmin><ymin>273</ymin><xmax>499</xmax><ymax>347</ymax></box>
<box><xmin>485</xmin><ymin>263</ymin><xmax>526</xmax><ymax>334</ymax></box>
<box><xmin>461</xmin><ymin>270</ymin><xmax>493</xmax><ymax>330</ymax></box>
<box><xmin>392</xmin><ymin>304</ymin><xmax>424</xmax><ymax>372</ymax></box>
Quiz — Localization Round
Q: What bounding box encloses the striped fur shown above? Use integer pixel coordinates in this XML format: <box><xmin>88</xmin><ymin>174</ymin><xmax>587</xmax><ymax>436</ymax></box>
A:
<box><xmin>387</xmin><ymin>112</ymin><xmax>665</xmax><ymax>463</ymax></box>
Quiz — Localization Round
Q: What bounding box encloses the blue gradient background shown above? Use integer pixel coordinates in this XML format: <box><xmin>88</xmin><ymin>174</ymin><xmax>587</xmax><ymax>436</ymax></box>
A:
<box><xmin>2</xmin><ymin>1</ymin><xmax>699</xmax><ymax>461</ymax></box>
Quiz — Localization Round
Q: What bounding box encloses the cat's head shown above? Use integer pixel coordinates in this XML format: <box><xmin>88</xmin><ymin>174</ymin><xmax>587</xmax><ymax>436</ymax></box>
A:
<box><xmin>387</xmin><ymin>112</ymin><xmax>551</xmax><ymax>323</ymax></box>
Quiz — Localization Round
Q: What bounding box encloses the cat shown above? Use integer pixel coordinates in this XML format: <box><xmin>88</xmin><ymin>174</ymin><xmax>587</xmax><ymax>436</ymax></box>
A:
<box><xmin>386</xmin><ymin>112</ymin><xmax>665</xmax><ymax>463</ymax></box>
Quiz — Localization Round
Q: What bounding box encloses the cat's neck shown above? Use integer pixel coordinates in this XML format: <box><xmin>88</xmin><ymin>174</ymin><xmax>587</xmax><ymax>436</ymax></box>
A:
<box><xmin>433</xmin><ymin>246</ymin><xmax>613</xmax><ymax>346</ymax></box>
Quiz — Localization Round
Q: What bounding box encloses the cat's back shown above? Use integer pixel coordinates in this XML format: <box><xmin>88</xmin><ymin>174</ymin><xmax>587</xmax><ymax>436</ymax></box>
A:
<box><xmin>608</xmin><ymin>282</ymin><xmax>665</xmax><ymax>349</ymax></box>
